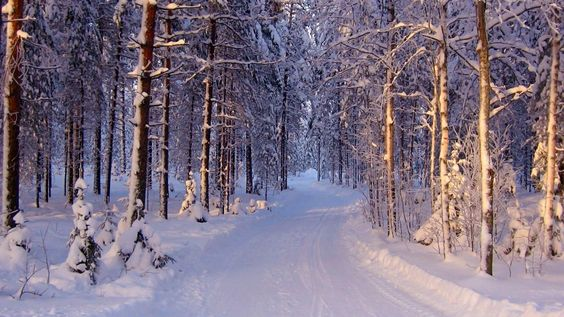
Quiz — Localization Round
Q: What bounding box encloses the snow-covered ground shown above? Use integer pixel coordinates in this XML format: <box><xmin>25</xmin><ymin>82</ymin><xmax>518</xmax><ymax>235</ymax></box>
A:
<box><xmin>1</xmin><ymin>170</ymin><xmax>563</xmax><ymax>316</ymax></box>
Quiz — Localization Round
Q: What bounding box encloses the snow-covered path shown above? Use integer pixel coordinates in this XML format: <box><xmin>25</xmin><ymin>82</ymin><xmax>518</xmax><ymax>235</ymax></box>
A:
<box><xmin>120</xmin><ymin>173</ymin><xmax>444</xmax><ymax>317</ymax></box>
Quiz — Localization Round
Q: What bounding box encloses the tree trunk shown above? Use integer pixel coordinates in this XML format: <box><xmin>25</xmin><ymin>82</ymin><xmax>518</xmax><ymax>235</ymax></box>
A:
<box><xmin>476</xmin><ymin>0</ymin><xmax>494</xmax><ymax>276</ymax></box>
<box><xmin>120</xmin><ymin>78</ymin><xmax>127</xmax><ymax>174</ymax></box>
<box><xmin>429</xmin><ymin>61</ymin><xmax>438</xmax><ymax>220</ymax></box>
<box><xmin>543</xmin><ymin>7</ymin><xmax>560</xmax><ymax>258</ymax></box>
<box><xmin>159</xmin><ymin>11</ymin><xmax>172</xmax><ymax>220</ymax></box>
<box><xmin>245</xmin><ymin>127</ymin><xmax>253</xmax><ymax>193</ymax></box>
<box><xmin>104</xmin><ymin>24</ymin><xmax>123</xmax><ymax>205</ymax></box>
<box><xmin>35</xmin><ymin>143</ymin><xmax>42</xmax><ymax>208</ymax></box>
<box><xmin>437</xmin><ymin>1</ymin><xmax>451</xmax><ymax>257</ymax></box>
<box><xmin>187</xmin><ymin>95</ymin><xmax>195</xmax><ymax>176</ymax></box>
<box><xmin>317</xmin><ymin>133</ymin><xmax>321</xmax><ymax>182</ymax></box>
<box><xmin>125</xmin><ymin>0</ymin><xmax>157</xmax><ymax>225</ymax></box>
<box><xmin>384</xmin><ymin>0</ymin><xmax>396</xmax><ymax>238</ymax></box>
<box><xmin>93</xmin><ymin>121</ymin><xmax>102</xmax><ymax>195</ymax></box>
<box><xmin>66</xmin><ymin>111</ymin><xmax>74</xmax><ymax>204</ymax></box>
<box><xmin>2</xmin><ymin>0</ymin><xmax>23</xmax><ymax>229</ymax></box>
<box><xmin>199</xmin><ymin>17</ymin><xmax>217</xmax><ymax>210</ymax></box>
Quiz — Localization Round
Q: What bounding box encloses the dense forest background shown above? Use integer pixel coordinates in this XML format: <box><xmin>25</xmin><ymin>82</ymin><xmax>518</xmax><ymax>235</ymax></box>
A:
<box><xmin>0</xmin><ymin>0</ymin><xmax>561</xmax><ymax>279</ymax></box>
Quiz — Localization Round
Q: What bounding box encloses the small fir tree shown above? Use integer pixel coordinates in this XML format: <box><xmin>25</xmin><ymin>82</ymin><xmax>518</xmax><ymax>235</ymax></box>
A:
<box><xmin>66</xmin><ymin>179</ymin><xmax>101</xmax><ymax>284</ymax></box>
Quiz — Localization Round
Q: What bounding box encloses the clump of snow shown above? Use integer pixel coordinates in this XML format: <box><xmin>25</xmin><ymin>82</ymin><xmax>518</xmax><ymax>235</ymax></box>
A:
<box><xmin>0</xmin><ymin>211</ymin><xmax>31</xmax><ymax>271</ymax></box>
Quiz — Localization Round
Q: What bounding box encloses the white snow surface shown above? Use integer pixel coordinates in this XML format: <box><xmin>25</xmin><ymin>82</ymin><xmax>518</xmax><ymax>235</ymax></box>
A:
<box><xmin>0</xmin><ymin>171</ymin><xmax>563</xmax><ymax>316</ymax></box>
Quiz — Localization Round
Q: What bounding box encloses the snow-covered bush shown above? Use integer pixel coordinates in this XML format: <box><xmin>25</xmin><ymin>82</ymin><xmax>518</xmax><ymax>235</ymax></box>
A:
<box><xmin>247</xmin><ymin>199</ymin><xmax>257</xmax><ymax>214</ymax></box>
<box><xmin>113</xmin><ymin>199</ymin><xmax>174</xmax><ymax>271</ymax></box>
<box><xmin>66</xmin><ymin>178</ymin><xmax>101</xmax><ymax>284</ymax></box>
<box><xmin>415</xmin><ymin>132</ymin><xmax>517</xmax><ymax>253</ymax></box>
<box><xmin>209</xmin><ymin>197</ymin><xmax>221</xmax><ymax>217</ymax></box>
<box><xmin>95</xmin><ymin>205</ymin><xmax>118</xmax><ymax>247</ymax></box>
<box><xmin>178</xmin><ymin>173</ymin><xmax>196</xmax><ymax>216</ymax></box>
<box><xmin>231</xmin><ymin>197</ymin><xmax>241</xmax><ymax>215</ymax></box>
<box><xmin>0</xmin><ymin>212</ymin><xmax>32</xmax><ymax>271</ymax></box>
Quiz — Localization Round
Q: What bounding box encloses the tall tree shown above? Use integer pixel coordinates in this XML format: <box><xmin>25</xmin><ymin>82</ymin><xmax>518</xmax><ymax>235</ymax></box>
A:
<box><xmin>199</xmin><ymin>14</ymin><xmax>217</xmax><ymax>210</ymax></box>
<box><xmin>543</xmin><ymin>5</ymin><xmax>560</xmax><ymax>258</ymax></box>
<box><xmin>476</xmin><ymin>0</ymin><xmax>494</xmax><ymax>276</ymax></box>
<box><xmin>125</xmin><ymin>0</ymin><xmax>157</xmax><ymax>224</ymax></box>
<box><xmin>2</xmin><ymin>0</ymin><xmax>24</xmax><ymax>229</ymax></box>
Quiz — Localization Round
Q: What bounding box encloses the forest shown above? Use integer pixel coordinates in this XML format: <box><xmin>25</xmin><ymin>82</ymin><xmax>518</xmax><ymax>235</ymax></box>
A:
<box><xmin>0</xmin><ymin>0</ymin><xmax>562</xmax><ymax>315</ymax></box>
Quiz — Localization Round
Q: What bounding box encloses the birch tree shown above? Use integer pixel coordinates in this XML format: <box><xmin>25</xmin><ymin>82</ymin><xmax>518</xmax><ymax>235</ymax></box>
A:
<box><xmin>476</xmin><ymin>0</ymin><xmax>494</xmax><ymax>276</ymax></box>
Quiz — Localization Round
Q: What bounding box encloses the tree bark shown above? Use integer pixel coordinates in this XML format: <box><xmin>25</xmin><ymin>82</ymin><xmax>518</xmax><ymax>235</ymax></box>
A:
<box><xmin>159</xmin><ymin>11</ymin><xmax>172</xmax><ymax>220</ymax></box>
<box><xmin>104</xmin><ymin>24</ymin><xmax>123</xmax><ymax>205</ymax></box>
<box><xmin>93</xmin><ymin>121</ymin><xmax>102</xmax><ymax>195</ymax></box>
<box><xmin>384</xmin><ymin>0</ymin><xmax>396</xmax><ymax>238</ymax></box>
<box><xmin>245</xmin><ymin>127</ymin><xmax>253</xmax><ymax>193</ymax></box>
<box><xmin>187</xmin><ymin>95</ymin><xmax>195</xmax><ymax>176</ymax></box>
<box><xmin>476</xmin><ymin>0</ymin><xmax>494</xmax><ymax>276</ymax></box>
<box><xmin>2</xmin><ymin>0</ymin><xmax>24</xmax><ymax>229</ymax></box>
<box><xmin>125</xmin><ymin>0</ymin><xmax>157</xmax><ymax>225</ymax></box>
<box><xmin>199</xmin><ymin>17</ymin><xmax>217</xmax><ymax>210</ymax></box>
<box><xmin>437</xmin><ymin>1</ymin><xmax>451</xmax><ymax>256</ymax></box>
<box><xmin>543</xmin><ymin>7</ymin><xmax>560</xmax><ymax>258</ymax></box>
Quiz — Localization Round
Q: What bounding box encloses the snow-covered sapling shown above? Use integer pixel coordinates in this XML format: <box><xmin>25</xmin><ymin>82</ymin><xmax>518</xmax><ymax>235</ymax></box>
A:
<box><xmin>95</xmin><ymin>205</ymin><xmax>118</xmax><ymax>247</ymax></box>
<box><xmin>115</xmin><ymin>199</ymin><xmax>174</xmax><ymax>270</ymax></box>
<box><xmin>66</xmin><ymin>178</ymin><xmax>101</xmax><ymax>284</ymax></box>
<box><xmin>178</xmin><ymin>172</ymin><xmax>196</xmax><ymax>216</ymax></box>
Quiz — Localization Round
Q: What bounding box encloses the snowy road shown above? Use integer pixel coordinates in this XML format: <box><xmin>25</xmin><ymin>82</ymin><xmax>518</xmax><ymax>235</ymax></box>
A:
<box><xmin>125</xmin><ymin>173</ymin><xmax>445</xmax><ymax>317</ymax></box>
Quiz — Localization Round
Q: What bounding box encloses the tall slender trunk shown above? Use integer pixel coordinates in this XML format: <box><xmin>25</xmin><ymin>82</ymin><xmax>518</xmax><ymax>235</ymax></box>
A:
<box><xmin>429</xmin><ymin>62</ymin><xmax>438</xmax><ymax>219</ymax></box>
<box><xmin>35</xmin><ymin>141</ymin><xmax>42</xmax><ymax>208</ymax></box>
<box><xmin>544</xmin><ymin>7</ymin><xmax>560</xmax><ymax>258</ymax></box>
<box><xmin>245</xmin><ymin>127</ymin><xmax>253</xmax><ymax>193</ymax></box>
<box><xmin>104</xmin><ymin>24</ymin><xmax>123</xmax><ymax>205</ymax></box>
<box><xmin>438</xmin><ymin>1</ymin><xmax>451</xmax><ymax>256</ymax></box>
<box><xmin>317</xmin><ymin>133</ymin><xmax>321</xmax><ymax>182</ymax></box>
<box><xmin>476</xmin><ymin>0</ymin><xmax>494</xmax><ymax>275</ymax></box>
<box><xmin>2</xmin><ymin>0</ymin><xmax>23</xmax><ymax>229</ymax></box>
<box><xmin>187</xmin><ymin>96</ymin><xmax>195</xmax><ymax>175</ymax></box>
<box><xmin>44</xmin><ymin>120</ymin><xmax>51</xmax><ymax>202</ymax></box>
<box><xmin>279</xmin><ymin>3</ymin><xmax>294</xmax><ymax>191</ymax></box>
<box><xmin>120</xmin><ymin>78</ymin><xmax>127</xmax><ymax>174</ymax></box>
<box><xmin>200</xmin><ymin>17</ymin><xmax>217</xmax><ymax>210</ymax></box>
<box><xmin>125</xmin><ymin>0</ymin><xmax>157</xmax><ymax>224</ymax></box>
<box><xmin>219</xmin><ymin>72</ymin><xmax>229</xmax><ymax>214</ymax></box>
<box><xmin>93</xmin><ymin>121</ymin><xmax>102</xmax><ymax>194</ymax></box>
<box><xmin>66</xmin><ymin>111</ymin><xmax>74</xmax><ymax>204</ymax></box>
<box><xmin>384</xmin><ymin>0</ymin><xmax>397</xmax><ymax>238</ymax></box>
<box><xmin>159</xmin><ymin>11</ymin><xmax>172</xmax><ymax>219</ymax></box>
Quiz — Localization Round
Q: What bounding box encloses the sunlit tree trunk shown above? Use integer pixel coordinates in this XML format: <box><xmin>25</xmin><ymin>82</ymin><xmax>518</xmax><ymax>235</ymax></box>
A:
<box><xmin>544</xmin><ymin>7</ymin><xmax>560</xmax><ymax>258</ymax></box>
<box><xmin>476</xmin><ymin>0</ymin><xmax>494</xmax><ymax>275</ymax></box>
<box><xmin>200</xmin><ymin>17</ymin><xmax>217</xmax><ymax>210</ymax></box>
<box><xmin>438</xmin><ymin>0</ymin><xmax>451</xmax><ymax>256</ymax></box>
<box><xmin>384</xmin><ymin>0</ymin><xmax>397</xmax><ymax>238</ymax></box>
<box><xmin>126</xmin><ymin>0</ymin><xmax>157</xmax><ymax>224</ymax></box>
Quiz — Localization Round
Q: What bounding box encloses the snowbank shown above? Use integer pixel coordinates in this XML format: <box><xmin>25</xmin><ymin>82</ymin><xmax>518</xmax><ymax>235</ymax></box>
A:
<box><xmin>344</xmin><ymin>215</ymin><xmax>564</xmax><ymax>317</ymax></box>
